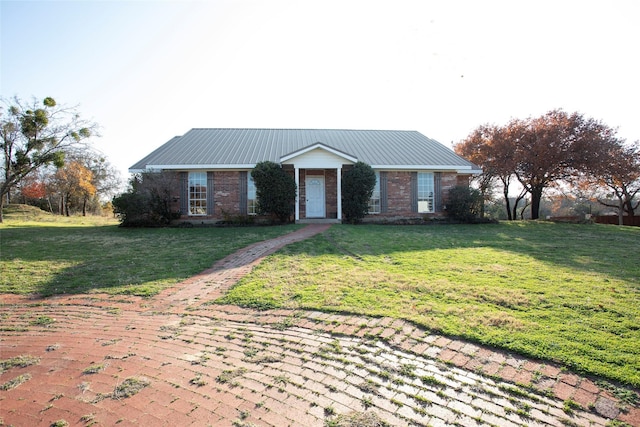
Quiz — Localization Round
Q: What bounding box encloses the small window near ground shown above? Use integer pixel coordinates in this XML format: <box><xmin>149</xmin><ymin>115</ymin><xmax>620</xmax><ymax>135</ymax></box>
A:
<box><xmin>188</xmin><ymin>172</ymin><xmax>207</xmax><ymax>215</ymax></box>
<box><xmin>418</xmin><ymin>172</ymin><xmax>434</xmax><ymax>213</ymax></box>
<box><xmin>368</xmin><ymin>171</ymin><xmax>381</xmax><ymax>214</ymax></box>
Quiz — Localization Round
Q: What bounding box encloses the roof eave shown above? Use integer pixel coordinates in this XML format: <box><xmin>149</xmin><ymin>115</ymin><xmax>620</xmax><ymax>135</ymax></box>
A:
<box><xmin>370</xmin><ymin>165</ymin><xmax>482</xmax><ymax>173</ymax></box>
<box><xmin>131</xmin><ymin>164</ymin><xmax>257</xmax><ymax>173</ymax></box>
<box><xmin>130</xmin><ymin>164</ymin><xmax>484</xmax><ymax>174</ymax></box>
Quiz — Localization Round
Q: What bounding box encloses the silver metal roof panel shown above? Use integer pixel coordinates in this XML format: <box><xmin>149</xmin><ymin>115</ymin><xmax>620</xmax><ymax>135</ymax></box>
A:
<box><xmin>129</xmin><ymin>129</ymin><xmax>480</xmax><ymax>173</ymax></box>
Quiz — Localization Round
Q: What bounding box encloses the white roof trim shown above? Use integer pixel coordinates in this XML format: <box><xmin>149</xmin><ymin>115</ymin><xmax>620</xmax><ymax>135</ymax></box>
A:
<box><xmin>136</xmin><ymin>164</ymin><xmax>256</xmax><ymax>171</ymax></box>
<box><xmin>280</xmin><ymin>142</ymin><xmax>358</xmax><ymax>163</ymax></box>
<box><xmin>371</xmin><ymin>165</ymin><xmax>481</xmax><ymax>172</ymax></box>
<box><xmin>130</xmin><ymin>163</ymin><xmax>482</xmax><ymax>174</ymax></box>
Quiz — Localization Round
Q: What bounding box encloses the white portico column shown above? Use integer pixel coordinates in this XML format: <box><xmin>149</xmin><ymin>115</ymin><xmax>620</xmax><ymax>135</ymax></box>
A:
<box><xmin>294</xmin><ymin>166</ymin><xmax>300</xmax><ymax>221</ymax></box>
<box><xmin>337</xmin><ymin>166</ymin><xmax>342</xmax><ymax>221</ymax></box>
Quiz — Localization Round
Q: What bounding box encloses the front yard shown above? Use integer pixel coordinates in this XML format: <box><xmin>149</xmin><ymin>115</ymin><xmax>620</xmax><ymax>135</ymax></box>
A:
<box><xmin>1</xmin><ymin>209</ymin><xmax>638</xmax><ymax>388</ymax></box>
<box><xmin>219</xmin><ymin>222</ymin><xmax>640</xmax><ymax>388</ymax></box>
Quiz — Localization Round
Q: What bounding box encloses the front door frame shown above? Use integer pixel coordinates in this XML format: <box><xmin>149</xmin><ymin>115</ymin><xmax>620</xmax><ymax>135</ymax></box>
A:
<box><xmin>305</xmin><ymin>175</ymin><xmax>326</xmax><ymax>218</ymax></box>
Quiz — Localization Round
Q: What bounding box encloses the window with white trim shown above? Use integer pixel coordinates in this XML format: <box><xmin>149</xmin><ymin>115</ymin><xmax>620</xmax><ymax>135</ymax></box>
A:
<box><xmin>188</xmin><ymin>172</ymin><xmax>207</xmax><ymax>215</ymax></box>
<box><xmin>417</xmin><ymin>172</ymin><xmax>434</xmax><ymax>213</ymax></box>
<box><xmin>247</xmin><ymin>174</ymin><xmax>257</xmax><ymax>215</ymax></box>
<box><xmin>368</xmin><ymin>171</ymin><xmax>381</xmax><ymax>214</ymax></box>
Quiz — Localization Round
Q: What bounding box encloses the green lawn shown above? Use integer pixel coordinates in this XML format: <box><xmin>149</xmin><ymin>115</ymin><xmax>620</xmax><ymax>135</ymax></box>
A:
<box><xmin>0</xmin><ymin>209</ymin><xmax>302</xmax><ymax>297</ymax></box>
<box><xmin>218</xmin><ymin>222</ymin><xmax>640</xmax><ymax>387</ymax></box>
<box><xmin>2</xmin><ymin>206</ymin><xmax>639</xmax><ymax>387</ymax></box>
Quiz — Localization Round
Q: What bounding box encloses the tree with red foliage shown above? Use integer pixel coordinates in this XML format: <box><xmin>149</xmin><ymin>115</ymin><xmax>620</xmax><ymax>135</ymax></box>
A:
<box><xmin>457</xmin><ymin>110</ymin><xmax>618</xmax><ymax>220</ymax></box>
<box><xmin>578</xmin><ymin>139</ymin><xmax>640</xmax><ymax>224</ymax></box>
<box><xmin>455</xmin><ymin>124</ymin><xmax>526</xmax><ymax>220</ymax></box>
<box><xmin>21</xmin><ymin>181</ymin><xmax>46</xmax><ymax>200</ymax></box>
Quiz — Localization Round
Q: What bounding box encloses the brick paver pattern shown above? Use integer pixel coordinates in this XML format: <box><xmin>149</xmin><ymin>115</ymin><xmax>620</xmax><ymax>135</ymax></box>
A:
<box><xmin>1</xmin><ymin>224</ymin><xmax>638</xmax><ymax>426</ymax></box>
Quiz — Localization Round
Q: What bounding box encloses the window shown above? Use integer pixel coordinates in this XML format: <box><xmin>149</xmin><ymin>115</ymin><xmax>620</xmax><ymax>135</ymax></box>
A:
<box><xmin>247</xmin><ymin>174</ymin><xmax>257</xmax><ymax>215</ymax></box>
<box><xmin>368</xmin><ymin>172</ymin><xmax>381</xmax><ymax>214</ymax></box>
<box><xmin>188</xmin><ymin>172</ymin><xmax>207</xmax><ymax>215</ymax></box>
<box><xmin>417</xmin><ymin>172</ymin><xmax>434</xmax><ymax>213</ymax></box>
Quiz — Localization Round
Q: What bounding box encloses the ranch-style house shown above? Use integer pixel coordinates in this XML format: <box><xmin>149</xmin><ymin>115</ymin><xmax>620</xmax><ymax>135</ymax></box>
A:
<box><xmin>129</xmin><ymin>128</ymin><xmax>481</xmax><ymax>223</ymax></box>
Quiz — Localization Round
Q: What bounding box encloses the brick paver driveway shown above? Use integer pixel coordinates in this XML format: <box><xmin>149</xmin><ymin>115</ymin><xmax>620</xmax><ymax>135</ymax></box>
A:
<box><xmin>2</xmin><ymin>225</ymin><xmax>638</xmax><ymax>426</ymax></box>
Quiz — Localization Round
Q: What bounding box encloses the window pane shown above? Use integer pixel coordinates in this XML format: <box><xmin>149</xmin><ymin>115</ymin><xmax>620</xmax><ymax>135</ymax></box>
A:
<box><xmin>417</xmin><ymin>172</ymin><xmax>434</xmax><ymax>213</ymax></box>
<box><xmin>247</xmin><ymin>174</ymin><xmax>257</xmax><ymax>215</ymax></box>
<box><xmin>368</xmin><ymin>172</ymin><xmax>381</xmax><ymax>214</ymax></box>
<box><xmin>189</xmin><ymin>172</ymin><xmax>207</xmax><ymax>215</ymax></box>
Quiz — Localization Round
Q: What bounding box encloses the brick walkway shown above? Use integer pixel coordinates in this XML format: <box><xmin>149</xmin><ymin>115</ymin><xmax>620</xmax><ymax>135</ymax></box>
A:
<box><xmin>1</xmin><ymin>224</ymin><xmax>638</xmax><ymax>426</ymax></box>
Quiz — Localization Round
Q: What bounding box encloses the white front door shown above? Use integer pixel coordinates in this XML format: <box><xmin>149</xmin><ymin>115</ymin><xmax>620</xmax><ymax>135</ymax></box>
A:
<box><xmin>305</xmin><ymin>177</ymin><xmax>325</xmax><ymax>218</ymax></box>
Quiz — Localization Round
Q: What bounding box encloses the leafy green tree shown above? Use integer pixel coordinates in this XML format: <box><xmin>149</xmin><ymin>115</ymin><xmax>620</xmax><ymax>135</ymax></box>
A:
<box><xmin>341</xmin><ymin>161</ymin><xmax>376</xmax><ymax>224</ymax></box>
<box><xmin>0</xmin><ymin>96</ymin><xmax>97</xmax><ymax>222</ymax></box>
<box><xmin>251</xmin><ymin>161</ymin><xmax>296</xmax><ymax>223</ymax></box>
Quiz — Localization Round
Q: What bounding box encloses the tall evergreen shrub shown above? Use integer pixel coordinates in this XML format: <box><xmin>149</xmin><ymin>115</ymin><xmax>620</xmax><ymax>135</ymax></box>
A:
<box><xmin>342</xmin><ymin>161</ymin><xmax>376</xmax><ymax>224</ymax></box>
<box><xmin>251</xmin><ymin>161</ymin><xmax>297</xmax><ymax>223</ymax></box>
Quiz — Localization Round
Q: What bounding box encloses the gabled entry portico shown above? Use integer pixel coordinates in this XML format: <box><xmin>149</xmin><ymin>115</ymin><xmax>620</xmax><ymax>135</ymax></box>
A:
<box><xmin>280</xmin><ymin>143</ymin><xmax>357</xmax><ymax>223</ymax></box>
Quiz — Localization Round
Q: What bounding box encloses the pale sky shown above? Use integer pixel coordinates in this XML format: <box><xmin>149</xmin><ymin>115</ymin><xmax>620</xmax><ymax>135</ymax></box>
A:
<box><xmin>2</xmin><ymin>0</ymin><xmax>639</xmax><ymax>183</ymax></box>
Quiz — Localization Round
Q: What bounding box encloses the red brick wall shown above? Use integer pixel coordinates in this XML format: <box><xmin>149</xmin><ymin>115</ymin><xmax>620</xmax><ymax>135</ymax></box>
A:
<box><xmin>168</xmin><ymin>172</ymin><xmax>182</xmax><ymax>214</ymax></box>
<box><xmin>213</xmin><ymin>171</ymin><xmax>241</xmax><ymax>216</ymax></box>
<box><xmin>172</xmin><ymin>171</ymin><xmax>242</xmax><ymax>221</ymax></box>
<box><xmin>325</xmin><ymin>169</ymin><xmax>338</xmax><ymax>219</ymax></box>
<box><xmin>171</xmin><ymin>168</ymin><xmax>471</xmax><ymax>222</ymax></box>
<box><xmin>440</xmin><ymin>173</ymin><xmax>470</xmax><ymax>207</ymax></box>
<box><xmin>363</xmin><ymin>171</ymin><xmax>469</xmax><ymax>221</ymax></box>
<box><xmin>384</xmin><ymin>171</ymin><xmax>413</xmax><ymax>216</ymax></box>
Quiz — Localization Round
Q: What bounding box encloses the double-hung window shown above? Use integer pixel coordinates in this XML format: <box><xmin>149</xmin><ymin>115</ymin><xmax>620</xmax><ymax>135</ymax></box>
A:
<box><xmin>188</xmin><ymin>172</ymin><xmax>207</xmax><ymax>215</ymax></box>
<box><xmin>368</xmin><ymin>171</ymin><xmax>381</xmax><ymax>214</ymax></box>
<box><xmin>247</xmin><ymin>175</ymin><xmax>257</xmax><ymax>215</ymax></box>
<box><xmin>417</xmin><ymin>172</ymin><xmax>434</xmax><ymax>213</ymax></box>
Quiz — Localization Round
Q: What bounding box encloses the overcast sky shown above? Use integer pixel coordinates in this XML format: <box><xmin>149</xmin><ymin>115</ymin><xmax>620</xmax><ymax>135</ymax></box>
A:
<box><xmin>2</xmin><ymin>0</ymin><xmax>638</xmax><ymax>182</ymax></box>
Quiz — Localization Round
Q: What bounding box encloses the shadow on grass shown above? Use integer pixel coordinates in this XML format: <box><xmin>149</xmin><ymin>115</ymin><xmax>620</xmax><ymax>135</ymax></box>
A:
<box><xmin>319</xmin><ymin>221</ymin><xmax>640</xmax><ymax>285</ymax></box>
<box><xmin>0</xmin><ymin>224</ymin><xmax>302</xmax><ymax>297</ymax></box>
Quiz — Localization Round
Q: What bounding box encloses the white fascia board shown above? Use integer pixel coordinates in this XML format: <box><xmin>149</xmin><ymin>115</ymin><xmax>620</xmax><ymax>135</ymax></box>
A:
<box><xmin>370</xmin><ymin>164</ymin><xmax>470</xmax><ymax>170</ymax></box>
<box><xmin>281</xmin><ymin>143</ymin><xmax>358</xmax><ymax>163</ymax></box>
<box><xmin>143</xmin><ymin>164</ymin><xmax>256</xmax><ymax>170</ymax></box>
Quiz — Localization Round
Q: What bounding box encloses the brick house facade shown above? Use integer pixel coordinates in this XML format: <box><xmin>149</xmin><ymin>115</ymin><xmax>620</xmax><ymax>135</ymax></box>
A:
<box><xmin>130</xmin><ymin>129</ymin><xmax>481</xmax><ymax>224</ymax></box>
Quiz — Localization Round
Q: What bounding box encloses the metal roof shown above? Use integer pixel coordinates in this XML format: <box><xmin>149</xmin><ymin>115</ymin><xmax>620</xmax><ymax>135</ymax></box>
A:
<box><xmin>129</xmin><ymin>128</ymin><xmax>480</xmax><ymax>173</ymax></box>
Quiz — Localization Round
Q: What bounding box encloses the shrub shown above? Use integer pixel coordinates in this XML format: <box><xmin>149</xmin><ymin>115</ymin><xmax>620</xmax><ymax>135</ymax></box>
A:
<box><xmin>251</xmin><ymin>161</ymin><xmax>297</xmax><ymax>223</ymax></box>
<box><xmin>112</xmin><ymin>172</ymin><xmax>179</xmax><ymax>227</ymax></box>
<box><xmin>342</xmin><ymin>162</ymin><xmax>376</xmax><ymax>224</ymax></box>
<box><xmin>446</xmin><ymin>185</ymin><xmax>483</xmax><ymax>222</ymax></box>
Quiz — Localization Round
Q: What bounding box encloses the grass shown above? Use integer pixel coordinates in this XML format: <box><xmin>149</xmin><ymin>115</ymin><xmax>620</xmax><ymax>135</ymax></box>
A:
<box><xmin>0</xmin><ymin>205</ymin><xmax>302</xmax><ymax>296</ymax></box>
<box><xmin>216</xmin><ymin>367</ymin><xmax>247</xmax><ymax>384</ymax></box>
<box><xmin>2</xmin><ymin>206</ymin><xmax>639</xmax><ymax>388</ymax></box>
<box><xmin>1</xmin><ymin>373</ymin><xmax>32</xmax><ymax>390</ymax></box>
<box><xmin>325</xmin><ymin>410</ymin><xmax>390</xmax><ymax>427</ymax></box>
<box><xmin>112</xmin><ymin>376</ymin><xmax>150</xmax><ymax>398</ymax></box>
<box><xmin>0</xmin><ymin>355</ymin><xmax>41</xmax><ymax>373</ymax></box>
<box><xmin>82</xmin><ymin>363</ymin><xmax>106</xmax><ymax>374</ymax></box>
<box><xmin>217</xmin><ymin>222</ymin><xmax>640</xmax><ymax>387</ymax></box>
